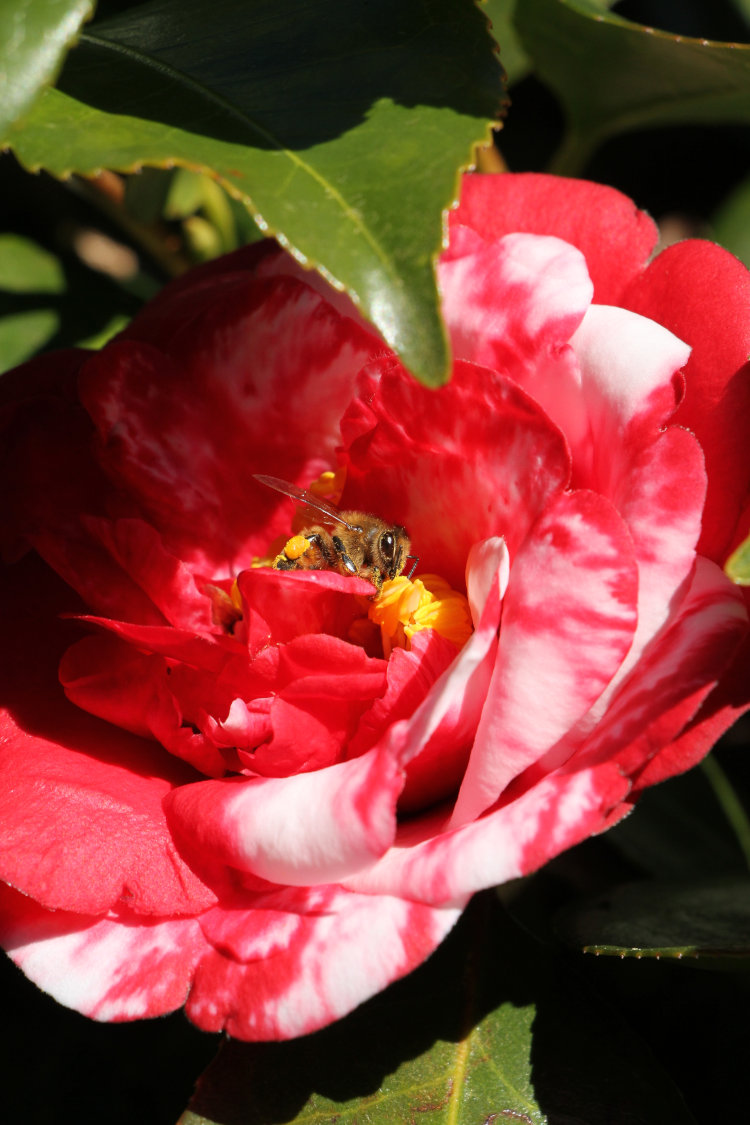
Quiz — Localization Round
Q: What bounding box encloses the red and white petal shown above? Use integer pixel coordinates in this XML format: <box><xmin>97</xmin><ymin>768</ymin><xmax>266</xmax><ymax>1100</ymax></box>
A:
<box><xmin>190</xmin><ymin>885</ymin><xmax>464</xmax><ymax>1040</ymax></box>
<box><xmin>165</xmin><ymin>748</ymin><xmax>403</xmax><ymax>886</ymax></box>
<box><xmin>0</xmin><ymin>884</ymin><xmax>204</xmax><ymax>1021</ymax></box>
<box><xmin>449</xmin><ymin>173</ymin><xmax>658</xmax><ymax>305</ymax></box>
<box><xmin>632</xmin><ymin>631</ymin><xmax>750</xmax><ymax>793</ymax></box>
<box><xmin>572</xmin><ymin>557</ymin><xmax>748</xmax><ymax>781</ymax></box>
<box><xmin>341</xmin><ymin>359</ymin><xmax>570</xmax><ymax>588</ymax></box>
<box><xmin>451</xmin><ymin>490</ymin><xmax>638</xmax><ymax>827</ymax></box>
<box><xmin>344</xmin><ymin>758</ymin><xmax>630</xmax><ymax>904</ymax></box>
<box><xmin>605</xmin><ymin>426</ymin><xmax>706</xmax><ymax>688</ymax></box>
<box><xmin>570</xmin><ymin>304</ymin><xmax>691</xmax><ymax>488</ymax></box>
<box><xmin>439</xmin><ymin>231</ymin><xmax>593</xmax><ymax>383</ymax></box>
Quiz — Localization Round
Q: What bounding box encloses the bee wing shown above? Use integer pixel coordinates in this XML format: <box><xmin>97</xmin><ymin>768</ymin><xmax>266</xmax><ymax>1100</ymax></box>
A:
<box><xmin>253</xmin><ymin>474</ymin><xmax>362</xmax><ymax>531</ymax></box>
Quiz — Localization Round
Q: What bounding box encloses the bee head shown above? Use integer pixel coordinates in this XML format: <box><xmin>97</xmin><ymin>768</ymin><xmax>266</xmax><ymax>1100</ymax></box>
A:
<box><xmin>379</xmin><ymin>526</ymin><xmax>408</xmax><ymax>580</ymax></box>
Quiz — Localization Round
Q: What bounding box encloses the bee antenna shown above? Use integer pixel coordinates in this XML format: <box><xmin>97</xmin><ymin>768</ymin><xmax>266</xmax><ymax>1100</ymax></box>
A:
<box><xmin>406</xmin><ymin>555</ymin><xmax>419</xmax><ymax>580</ymax></box>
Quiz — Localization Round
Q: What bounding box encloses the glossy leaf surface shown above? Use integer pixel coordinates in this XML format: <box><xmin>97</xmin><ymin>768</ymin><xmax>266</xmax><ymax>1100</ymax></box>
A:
<box><xmin>4</xmin><ymin>0</ymin><xmax>505</xmax><ymax>385</ymax></box>
<box><xmin>516</xmin><ymin>0</ymin><xmax>750</xmax><ymax>172</ymax></box>
<box><xmin>482</xmin><ymin>0</ymin><xmax>531</xmax><ymax>85</ymax></box>
<box><xmin>0</xmin><ymin>0</ymin><xmax>94</xmax><ymax>136</ymax></box>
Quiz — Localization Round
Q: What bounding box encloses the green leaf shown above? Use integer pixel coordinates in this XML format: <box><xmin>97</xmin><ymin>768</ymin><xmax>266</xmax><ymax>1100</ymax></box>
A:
<box><xmin>482</xmin><ymin>0</ymin><xmax>531</xmax><ymax>86</ymax></box>
<box><xmin>0</xmin><ymin>233</ymin><xmax>63</xmax><ymax>370</ymax></box>
<box><xmin>0</xmin><ymin>233</ymin><xmax>65</xmax><ymax>294</ymax></box>
<box><xmin>712</xmin><ymin>173</ymin><xmax>750</xmax><ymax>269</ymax></box>
<box><xmin>0</xmin><ymin>229</ymin><xmax>141</xmax><ymax>370</ymax></box>
<box><xmin>4</xmin><ymin>0</ymin><xmax>505</xmax><ymax>386</ymax></box>
<box><xmin>0</xmin><ymin>308</ymin><xmax>60</xmax><ymax>372</ymax></box>
<box><xmin>557</xmin><ymin>878</ymin><xmax>750</xmax><ymax>964</ymax></box>
<box><xmin>0</xmin><ymin>0</ymin><xmax>95</xmax><ymax>137</ymax></box>
<box><xmin>179</xmin><ymin>893</ymin><xmax>695</xmax><ymax>1125</ymax></box>
<box><xmin>516</xmin><ymin>0</ymin><xmax>750</xmax><ymax>174</ymax></box>
<box><xmin>725</xmin><ymin>528</ymin><xmax>750</xmax><ymax>584</ymax></box>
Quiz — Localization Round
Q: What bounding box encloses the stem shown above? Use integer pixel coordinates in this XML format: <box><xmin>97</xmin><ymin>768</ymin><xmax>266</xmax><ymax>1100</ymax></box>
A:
<box><xmin>701</xmin><ymin>753</ymin><xmax>750</xmax><ymax>872</ymax></box>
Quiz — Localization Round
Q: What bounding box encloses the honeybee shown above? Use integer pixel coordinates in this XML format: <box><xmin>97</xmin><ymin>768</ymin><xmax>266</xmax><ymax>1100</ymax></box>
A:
<box><xmin>254</xmin><ymin>474</ymin><xmax>417</xmax><ymax>590</ymax></box>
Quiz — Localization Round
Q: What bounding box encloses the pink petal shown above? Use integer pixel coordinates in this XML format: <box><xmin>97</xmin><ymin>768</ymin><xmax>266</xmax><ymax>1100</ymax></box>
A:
<box><xmin>189</xmin><ymin>885</ymin><xmax>463</xmax><ymax>1040</ymax></box>
<box><xmin>340</xmin><ymin>358</ymin><xmax>570</xmax><ymax>589</ymax></box>
<box><xmin>451</xmin><ymin>489</ymin><xmax>638</xmax><ymax>827</ymax></box>
<box><xmin>449</xmin><ymin>173</ymin><xmax>658</xmax><ymax>304</ymax></box>
<box><xmin>0</xmin><ymin>884</ymin><xmax>204</xmax><ymax>1021</ymax></box>
<box><xmin>622</xmin><ymin>239</ymin><xmax>750</xmax><ymax>562</ymax></box>
<box><xmin>166</xmin><ymin>748</ymin><xmax>403</xmax><ymax>886</ymax></box>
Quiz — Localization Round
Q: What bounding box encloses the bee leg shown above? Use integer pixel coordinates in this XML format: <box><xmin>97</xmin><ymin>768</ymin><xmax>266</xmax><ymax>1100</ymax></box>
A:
<box><xmin>304</xmin><ymin>531</ymin><xmax>340</xmax><ymax>571</ymax></box>
<box><xmin>332</xmin><ymin>535</ymin><xmax>358</xmax><ymax>575</ymax></box>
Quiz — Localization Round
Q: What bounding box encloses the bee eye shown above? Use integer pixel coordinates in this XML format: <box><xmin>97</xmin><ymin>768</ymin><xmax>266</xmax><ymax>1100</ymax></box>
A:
<box><xmin>380</xmin><ymin>532</ymin><xmax>395</xmax><ymax>560</ymax></box>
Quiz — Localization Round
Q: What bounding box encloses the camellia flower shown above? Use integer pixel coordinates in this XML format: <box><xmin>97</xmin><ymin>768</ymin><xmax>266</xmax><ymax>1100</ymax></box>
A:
<box><xmin>1</xmin><ymin>173</ymin><xmax>750</xmax><ymax>1040</ymax></box>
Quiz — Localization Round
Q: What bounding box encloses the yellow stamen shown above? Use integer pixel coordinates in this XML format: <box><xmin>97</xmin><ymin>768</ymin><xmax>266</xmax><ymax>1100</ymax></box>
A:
<box><xmin>291</xmin><ymin>466</ymin><xmax>347</xmax><ymax>534</ymax></box>
<box><xmin>368</xmin><ymin>573</ymin><xmax>473</xmax><ymax>658</ymax></box>
<box><xmin>205</xmin><ymin>579</ymin><xmax>243</xmax><ymax>632</ymax></box>
<box><xmin>309</xmin><ymin>466</ymin><xmax>346</xmax><ymax>502</ymax></box>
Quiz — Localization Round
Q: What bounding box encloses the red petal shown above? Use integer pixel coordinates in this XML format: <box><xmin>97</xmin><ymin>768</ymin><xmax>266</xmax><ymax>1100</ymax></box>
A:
<box><xmin>0</xmin><ymin>556</ymin><xmax>214</xmax><ymax>915</ymax></box>
<box><xmin>236</xmin><ymin>566</ymin><xmax>374</xmax><ymax>655</ymax></box>
<box><xmin>341</xmin><ymin>358</ymin><xmax>570</xmax><ymax>589</ymax></box>
<box><xmin>0</xmin><ymin>884</ymin><xmax>205</xmax><ymax>1021</ymax></box>
<box><xmin>622</xmin><ymin>239</ymin><xmax>750</xmax><ymax>562</ymax></box>
<box><xmin>78</xmin><ymin>276</ymin><xmax>380</xmax><ymax>575</ymax></box>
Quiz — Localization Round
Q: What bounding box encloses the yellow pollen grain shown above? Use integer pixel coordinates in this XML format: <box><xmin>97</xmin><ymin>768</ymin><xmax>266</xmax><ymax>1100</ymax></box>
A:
<box><xmin>281</xmin><ymin>534</ymin><xmax>311</xmax><ymax>560</ymax></box>
<box><xmin>368</xmin><ymin>573</ymin><xmax>473</xmax><ymax>657</ymax></box>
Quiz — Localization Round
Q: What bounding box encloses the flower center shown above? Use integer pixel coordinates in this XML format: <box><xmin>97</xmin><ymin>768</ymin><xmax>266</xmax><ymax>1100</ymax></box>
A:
<box><xmin>367</xmin><ymin>573</ymin><xmax>473</xmax><ymax>657</ymax></box>
<box><xmin>243</xmin><ymin>466</ymin><xmax>473</xmax><ymax>654</ymax></box>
